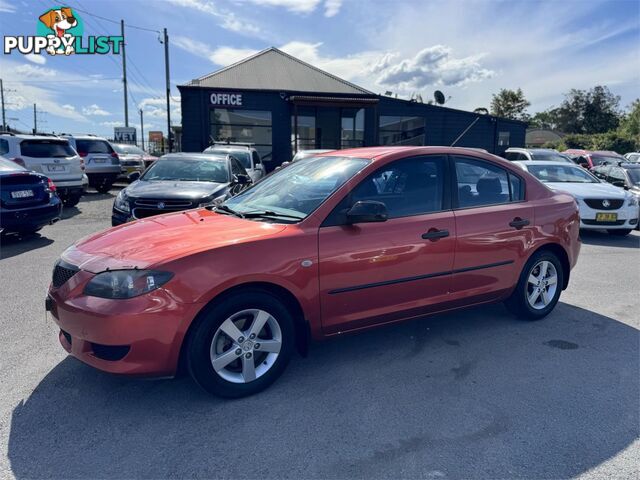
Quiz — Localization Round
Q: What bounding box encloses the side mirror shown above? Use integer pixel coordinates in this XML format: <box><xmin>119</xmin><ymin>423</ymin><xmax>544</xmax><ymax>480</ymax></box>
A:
<box><xmin>128</xmin><ymin>171</ymin><xmax>141</xmax><ymax>182</ymax></box>
<box><xmin>346</xmin><ymin>200</ymin><xmax>388</xmax><ymax>224</ymax></box>
<box><xmin>234</xmin><ymin>174</ymin><xmax>251</xmax><ymax>185</ymax></box>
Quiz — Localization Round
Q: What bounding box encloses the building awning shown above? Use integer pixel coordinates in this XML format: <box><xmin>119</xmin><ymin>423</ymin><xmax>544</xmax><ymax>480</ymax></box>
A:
<box><xmin>289</xmin><ymin>95</ymin><xmax>379</xmax><ymax>108</ymax></box>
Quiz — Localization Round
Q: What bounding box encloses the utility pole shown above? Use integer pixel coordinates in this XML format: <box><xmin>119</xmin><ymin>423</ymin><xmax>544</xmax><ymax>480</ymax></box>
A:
<box><xmin>139</xmin><ymin>108</ymin><xmax>144</xmax><ymax>150</ymax></box>
<box><xmin>163</xmin><ymin>28</ymin><xmax>172</xmax><ymax>153</ymax></box>
<box><xmin>121</xmin><ymin>20</ymin><xmax>129</xmax><ymax>127</ymax></box>
<box><xmin>0</xmin><ymin>79</ymin><xmax>5</xmax><ymax>131</ymax></box>
<box><xmin>33</xmin><ymin>103</ymin><xmax>37</xmax><ymax>134</ymax></box>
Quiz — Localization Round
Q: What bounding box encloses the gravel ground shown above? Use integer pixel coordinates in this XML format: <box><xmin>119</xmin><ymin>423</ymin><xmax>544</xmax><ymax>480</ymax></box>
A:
<box><xmin>0</xmin><ymin>188</ymin><xmax>638</xmax><ymax>479</ymax></box>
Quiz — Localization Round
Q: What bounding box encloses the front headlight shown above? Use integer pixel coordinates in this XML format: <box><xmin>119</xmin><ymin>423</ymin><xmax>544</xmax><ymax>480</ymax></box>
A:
<box><xmin>84</xmin><ymin>270</ymin><xmax>173</xmax><ymax>299</ymax></box>
<box><xmin>114</xmin><ymin>190</ymin><xmax>130</xmax><ymax>213</ymax></box>
<box><xmin>628</xmin><ymin>196</ymin><xmax>638</xmax><ymax>206</ymax></box>
<box><xmin>199</xmin><ymin>193</ymin><xmax>226</xmax><ymax>208</ymax></box>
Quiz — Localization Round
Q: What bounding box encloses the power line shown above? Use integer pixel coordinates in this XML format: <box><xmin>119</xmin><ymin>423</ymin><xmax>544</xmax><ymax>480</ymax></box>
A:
<box><xmin>69</xmin><ymin>4</ymin><xmax>161</xmax><ymax>34</ymax></box>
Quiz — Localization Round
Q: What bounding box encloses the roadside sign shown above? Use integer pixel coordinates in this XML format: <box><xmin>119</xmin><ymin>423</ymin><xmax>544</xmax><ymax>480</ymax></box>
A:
<box><xmin>149</xmin><ymin>131</ymin><xmax>163</xmax><ymax>143</ymax></box>
<box><xmin>114</xmin><ymin>127</ymin><xmax>136</xmax><ymax>143</ymax></box>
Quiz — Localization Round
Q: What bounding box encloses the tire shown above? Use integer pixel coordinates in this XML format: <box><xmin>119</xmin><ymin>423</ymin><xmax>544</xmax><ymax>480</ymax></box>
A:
<box><xmin>505</xmin><ymin>250</ymin><xmax>564</xmax><ymax>321</ymax></box>
<box><xmin>186</xmin><ymin>289</ymin><xmax>295</xmax><ymax>398</ymax></box>
<box><xmin>607</xmin><ymin>229</ymin><xmax>632</xmax><ymax>236</ymax></box>
<box><xmin>62</xmin><ymin>195</ymin><xmax>81</xmax><ymax>208</ymax></box>
<box><xmin>95</xmin><ymin>183</ymin><xmax>113</xmax><ymax>194</ymax></box>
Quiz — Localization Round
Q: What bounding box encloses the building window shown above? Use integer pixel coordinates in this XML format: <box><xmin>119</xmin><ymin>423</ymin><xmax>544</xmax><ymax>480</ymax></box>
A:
<box><xmin>379</xmin><ymin>116</ymin><xmax>425</xmax><ymax>146</ymax></box>
<box><xmin>341</xmin><ymin>108</ymin><xmax>364</xmax><ymax>148</ymax></box>
<box><xmin>498</xmin><ymin>131</ymin><xmax>510</xmax><ymax>147</ymax></box>
<box><xmin>291</xmin><ymin>110</ymin><xmax>316</xmax><ymax>154</ymax></box>
<box><xmin>210</xmin><ymin>109</ymin><xmax>273</xmax><ymax>161</ymax></box>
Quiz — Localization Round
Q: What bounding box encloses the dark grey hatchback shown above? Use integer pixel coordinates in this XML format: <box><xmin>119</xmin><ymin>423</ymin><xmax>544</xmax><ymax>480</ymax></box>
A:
<box><xmin>111</xmin><ymin>153</ymin><xmax>252</xmax><ymax>226</ymax></box>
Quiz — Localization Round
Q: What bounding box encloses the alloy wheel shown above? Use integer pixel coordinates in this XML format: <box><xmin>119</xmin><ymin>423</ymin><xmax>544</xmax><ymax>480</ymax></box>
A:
<box><xmin>209</xmin><ymin>309</ymin><xmax>282</xmax><ymax>383</ymax></box>
<box><xmin>526</xmin><ymin>260</ymin><xmax>558</xmax><ymax>310</ymax></box>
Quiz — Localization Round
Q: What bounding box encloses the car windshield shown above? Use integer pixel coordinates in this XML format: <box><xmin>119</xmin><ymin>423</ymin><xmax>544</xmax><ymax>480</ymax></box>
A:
<box><xmin>20</xmin><ymin>140</ymin><xmax>76</xmax><ymax>158</ymax></box>
<box><xmin>206</xmin><ymin>149</ymin><xmax>251</xmax><ymax>169</ymax></box>
<box><xmin>591</xmin><ymin>155</ymin><xmax>622</xmax><ymax>166</ymax></box>
<box><xmin>113</xmin><ymin>144</ymin><xmax>145</xmax><ymax>155</ymax></box>
<box><xmin>528</xmin><ymin>164</ymin><xmax>599</xmax><ymax>183</ymax></box>
<box><xmin>626</xmin><ymin>168</ymin><xmax>640</xmax><ymax>185</ymax></box>
<box><xmin>530</xmin><ymin>151</ymin><xmax>571</xmax><ymax>162</ymax></box>
<box><xmin>223</xmin><ymin>156</ymin><xmax>370</xmax><ymax>220</ymax></box>
<box><xmin>141</xmin><ymin>158</ymin><xmax>229</xmax><ymax>183</ymax></box>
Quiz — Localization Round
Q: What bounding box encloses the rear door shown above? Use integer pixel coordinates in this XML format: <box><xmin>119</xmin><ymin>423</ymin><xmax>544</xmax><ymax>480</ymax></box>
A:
<box><xmin>18</xmin><ymin>139</ymin><xmax>81</xmax><ymax>181</ymax></box>
<box><xmin>318</xmin><ymin>155</ymin><xmax>455</xmax><ymax>334</ymax></box>
<box><xmin>450</xmin><ymin>155</ymin><xmax>533</xmax><ymax>300</ymax></box>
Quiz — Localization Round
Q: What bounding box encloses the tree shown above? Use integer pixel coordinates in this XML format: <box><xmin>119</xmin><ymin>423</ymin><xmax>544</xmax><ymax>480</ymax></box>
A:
<box><xmin>553</xmin><ymin>86</ymin><xmax>621</xmax><ymax>134</ymax></box>
<box><xmin>529</xmin><ymin>109</ymin><xmax>562</xmax><ymax>130</ymax></box>
<box><xmin>618</xmin><ymin>99</ymin><xmax>640</xmax><ymax>141</ymax></box>
<box><xmin>490</xmin><ymin>88</ymin><xmax>530</xmax><ymax>121</ymax></box>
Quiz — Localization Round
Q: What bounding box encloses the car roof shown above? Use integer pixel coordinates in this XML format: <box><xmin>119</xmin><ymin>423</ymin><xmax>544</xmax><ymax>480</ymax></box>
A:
<box><xmin>0</xmin><ymin>134</ymin><xmax>67</xmax><ymax>141</ymax></box>
<box><xmin>161</xmin><ymin>152</ymin><xmax>228</xmax><ymax>161</ymax></box>
<box><xmin>62</xmin><ymin>134</ymin><xmax>109</xmax><ymax>140</ymax></box>
<box><xmin>207</xmin><ymin>145</ymin><xmax>254</xmax><ymax>151</ymax></box>
<box><xmin>506</xmin><ymin>147</ymin><xmax>557</xmax><ymax>152</ymax></box>
<box><xmin>317</xmin><ymin>146</ymin><xmax>513</xmax><ymax>163</ymax></box>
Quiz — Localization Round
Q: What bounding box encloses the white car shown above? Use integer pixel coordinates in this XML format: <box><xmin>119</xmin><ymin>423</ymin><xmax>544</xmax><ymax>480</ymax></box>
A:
<box><xmin>624</xmin><ymin>152</ymin><xmax>640</xmax><ymax>163</ymax></box>
<box><xmin>0</xmin><ymin>133</ymin><xmax>86</xmax><ymax>207</ymax></box>
<box><xmin>62</xmin><ymin>134</ymin><xmax>121</xmax><ymax>193</ymax></box>
<box><xmin>505</xmin><ymin>148</ymin><xmax>573</xmax><ymax>163</ymax></box>
<box><xmin>515</xmin><ymin>161</ymin><xmax>638</xmax><ymax>236</ymax></box>
<box><xmin>203</xmin><ymin>143</ymin><xmax>266</xmax><ymax>182</ymax></box>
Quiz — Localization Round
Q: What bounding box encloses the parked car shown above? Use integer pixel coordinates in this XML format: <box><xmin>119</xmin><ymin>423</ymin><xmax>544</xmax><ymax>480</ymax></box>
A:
<box><xmin>592</xmin><ymin>162</ymin><xmax>640</xmax><ymax>226</ymax></box>
<box><xmin>112</xmin><ymin>144</ymin><xmax>157</xmax><ymax>179</ymax></box>
<box><xmin>624</xmin><ymin>152</ymin><xmax>640</xmax><ymax>162</ymax></box>
<box><xmin>0</xmin><ymin>133</ymin><xmax>86</xmax><ymax>207</ymax></box>
<box><xmin>62</xmin><ymin>134</ymin><xmax>121</xmax><ymax>193</ymax></box>
<box><xmin>0</xmin><ymin>155</ymin><xmax>61</xmax><ymax>235</ymax></box>
<box><xmin>48</xmin><ymin>147</ymin><xmax>581</xmax><ymax>398</ymax></box>
<box><xmin>111</xmin><ymin>152</ymin><xmax>252</xmax><ymax>226</ymax></box>
<box><xmin>515</xmin><ymin>161</ymin><xmax>638</xmax><ymax>235</ymax></box>
<box><xmin>203</xmin><ymin>143</ymin><xmax>265</xmax><ymax>182</ymax></box>
<box><xmin>563</xmin><ymin>149</ymin><xmax>625</xmax><ymax>169</ymax></box>
<box><xmin>504</xmin><ymin>148</ymin><xmax>572</xmax><ymax>163</ymax></box>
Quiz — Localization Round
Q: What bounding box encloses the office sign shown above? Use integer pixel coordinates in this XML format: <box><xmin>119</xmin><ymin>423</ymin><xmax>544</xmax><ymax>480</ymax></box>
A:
<box><xmin>114</xmin><ymin>127</ymin><xmax>136</xmax><ymax>143</ymax></box>
<box><xmin>210</xmin><ymin>93</ymin><xmax>243</xmax><ymax>106</ymax></box>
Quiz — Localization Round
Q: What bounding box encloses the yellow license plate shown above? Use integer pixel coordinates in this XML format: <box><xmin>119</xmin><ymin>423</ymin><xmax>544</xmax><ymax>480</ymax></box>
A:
<box><xmin>596</xmin><ymin>212</ymin><xmax>617</xmax><ymax>222</ymax></box>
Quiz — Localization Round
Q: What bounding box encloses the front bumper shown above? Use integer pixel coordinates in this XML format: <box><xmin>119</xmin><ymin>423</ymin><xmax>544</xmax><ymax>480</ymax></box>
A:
<box><xmin>0</xmin><ymin>200</ymin><xmax>62</xmax><ymax>232</ymax></box>
<box><xmin>578</xmin><ymin>203</ymin><xmax>638</xmax><ymax>230</ymax></box>
<box><xmin>47</xmin><ymin>272</ymin><xmax>204</xmax><ymax>376</ymax></box>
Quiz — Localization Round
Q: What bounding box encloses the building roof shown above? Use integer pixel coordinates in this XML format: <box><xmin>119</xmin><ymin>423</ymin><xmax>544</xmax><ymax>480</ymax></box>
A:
<box><xmin>184</xmin><ymin>47</ymin><xmax>373</xmax><ymax>95</ymax></box>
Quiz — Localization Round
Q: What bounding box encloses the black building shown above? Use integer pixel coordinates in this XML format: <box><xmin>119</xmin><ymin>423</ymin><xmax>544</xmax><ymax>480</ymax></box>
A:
<box><xmin>179</xmin><ymin>47</ymin><xmax>526</xmax><ymax>167</ymax></box>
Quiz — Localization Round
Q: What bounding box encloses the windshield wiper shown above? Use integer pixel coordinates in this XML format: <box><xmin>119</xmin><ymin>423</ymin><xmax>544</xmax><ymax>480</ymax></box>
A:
<box><xmin>240</xmin><ymin>210</ymin><xmax>304</xmax><ymax>221</ymax></box>
<box><xmin>211</xmin><ymin>204</ymin><xmax>244</xmax><ymax>217</ymax></box>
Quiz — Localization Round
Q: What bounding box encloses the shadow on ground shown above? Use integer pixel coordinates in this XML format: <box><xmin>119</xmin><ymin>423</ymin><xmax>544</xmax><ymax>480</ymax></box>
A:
<box><xmin>0</xmin><ymin>233</ymin><xmax>54</xmax><ymax>260</ymax></box>
<box><xmin>579</xmin><ymin>229</ymin><xmax>640</xmax><ymax>249</ymax></box>
<box><xmin>8</xmin><ymin>303</ymin><xmax>639</xmax><ymax>479</ymax></box>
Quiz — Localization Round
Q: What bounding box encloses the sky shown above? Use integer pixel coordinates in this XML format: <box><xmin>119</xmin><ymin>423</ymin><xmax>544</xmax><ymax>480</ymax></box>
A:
<box><xmin>0</xmin><ymin>0</ymin><xmax>638</xmax><ymax>139</ymax></box>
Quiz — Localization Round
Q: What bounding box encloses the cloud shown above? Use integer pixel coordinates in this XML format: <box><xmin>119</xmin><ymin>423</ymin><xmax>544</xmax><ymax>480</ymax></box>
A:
<box><xmin>138</xmin><ymin>97</ymin><xmax>181</xmax><ymax>122</ymax></box>
<box><xmin>166</xmin><ymin>0</ymin><xmax>261</xmax><ymax>35</ymax></box>
<box><xmin>242</xmin><ymin>0</ymin><xmax>342</xmax><ymax>16</ymax></box>
<box><xmin>82</xmin><ymin>104</ymin><xmax>111</xmax><ymax>116</ymax></box>
<box><xmin>373</xmin><ymin>45</ymin><xmax>494</xmax><ymax>89</ymax></box>
<box><xmin>14</xmin><ymin>64</ymin><xmax>57</xmax><ymax>78</ymax></box>
<box><xmin>23</xmin><ymin>53</ymin><xmax>46</xmax><ymax>65</ymax></box>
<box><xmin>0</xmin><ymin>0</ymin><xmax>15</xmax><ymax>13</ymax></box>
<box><xmin>100</xmin><ymin>121</ymin><xmax>125</xmax><ymax>128</ymax></box>
<box><xmin>62</xmin><ymin>104</ymin><xmax>76</xmax><ymax>112</ymax></box>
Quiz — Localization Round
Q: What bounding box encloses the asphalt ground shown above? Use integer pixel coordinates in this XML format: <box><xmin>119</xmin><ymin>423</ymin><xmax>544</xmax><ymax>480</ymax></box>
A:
<box><xmin>0</xmin><ymin>187</ymin><xmax>638</xmax><ymax>479</ymax></box>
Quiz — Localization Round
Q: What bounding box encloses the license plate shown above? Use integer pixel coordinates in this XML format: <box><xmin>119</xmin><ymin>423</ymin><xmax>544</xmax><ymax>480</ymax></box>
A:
<box><xmin>596</xmin><ymin>212</ymin><xmax>617</xmax><ymax>222</ymax></box>
<box><xmin>11</xmin><ymin>189</ymin><xmax>34</xmax><ymax>199</ymax></box>
<box><xmin>47</xmin><ymin>164</ymin><xmax>67</xmax><ymax>172</ymax></box>
<box><xmin>93</xmin><ymin>158</ymin><xmax>107</xmax><ymax>163</ymax></box>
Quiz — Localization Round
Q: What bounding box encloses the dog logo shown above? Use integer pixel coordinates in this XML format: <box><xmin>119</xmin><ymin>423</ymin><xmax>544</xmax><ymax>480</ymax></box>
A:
<box><xmin>38</xmin><ymin>7</ymin><xmax>79</xmax><ymax>55</ymax></box>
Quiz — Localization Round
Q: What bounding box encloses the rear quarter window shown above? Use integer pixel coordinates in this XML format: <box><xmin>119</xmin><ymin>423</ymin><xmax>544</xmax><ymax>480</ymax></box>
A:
<box><xmin>76</xmin><ymin>139</ymin><xmax>114</xmax><ymax>154</ymax></box>
<box><xmin>19</xmin><ymin>140</ymin><xmax>76</xmax><ymax>158</ymax></box>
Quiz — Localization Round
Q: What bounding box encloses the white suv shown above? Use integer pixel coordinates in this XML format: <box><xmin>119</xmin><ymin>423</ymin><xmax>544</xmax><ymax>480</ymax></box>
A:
<box><xmin>62</xmin><ymin>134</ymin><xmax>121</xmax><ymax>193</ymax></box>
<box><xmin>0</xmin><ymin>133</ymin><xmax>86</xmax><ymax>206</ymax></box>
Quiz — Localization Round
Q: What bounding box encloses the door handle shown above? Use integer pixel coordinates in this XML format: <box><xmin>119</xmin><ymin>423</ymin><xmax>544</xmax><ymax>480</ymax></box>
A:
<box><xmin>422</xmin><ymin>228</ymin><xmax>449</xmax><ymax>241</ymax></box>
<box><xmin>509</xmin><ymin>217</ymin><xmax>530</xmax><ymax>230</ymax></box>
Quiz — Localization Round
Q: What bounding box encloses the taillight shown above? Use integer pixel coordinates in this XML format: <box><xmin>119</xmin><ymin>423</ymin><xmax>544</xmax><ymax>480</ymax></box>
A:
<box><xmin>47</xmin><ymin>178</ymin><xmax>57</xmax><ymax>191</ymax></box>
<box><xmin>79</xmin><ymin>158</ymin><xmax>85</xmax><ymax>171</ymax></box>
<box><xmin>111</xmin><ymin>152</ymin><xmax>120</xmax><ymax>160</ymax></box>
<box><xmin>78</xmin><ymin>151</ymin><xmax>88</xmax><ymax>157</ymax></box>
<box><xmin>11</xmin><ymin>157</ymin><xmax>26</xmax><ymax>167</ymax></box>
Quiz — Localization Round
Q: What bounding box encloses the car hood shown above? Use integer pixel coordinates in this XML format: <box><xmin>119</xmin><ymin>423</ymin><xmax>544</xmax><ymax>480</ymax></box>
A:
<box><xmin>544</xmin><ymin>182</ymin><xmax>627</xmax><ymax>199</ymax></box>
<box><xmin>62</xmin><ymin>209</ymin><xmax>287</xmax><ymax>272</ymax></box>
<box><xmin>126</xmin><ymin>180</ymin><xmax>228</xmax><ymax>200</ymax></box>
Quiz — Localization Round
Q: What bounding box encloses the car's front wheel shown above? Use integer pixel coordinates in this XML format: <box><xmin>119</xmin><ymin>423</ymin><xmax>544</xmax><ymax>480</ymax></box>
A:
<box><xmin>186</xmin><ymin>290</ymin><xmax>295</xmax><ymax>398</ymax></box>
<box><xmin>505</xmin><ymin>251</ymin><xmax>564</xmax><ymax>320</ymax></box>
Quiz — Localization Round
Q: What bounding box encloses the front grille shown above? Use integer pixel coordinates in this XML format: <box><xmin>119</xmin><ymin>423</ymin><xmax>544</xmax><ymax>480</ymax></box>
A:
<box><xmin>582</xmin><ymin>219</ymin><xmax>626</xmax><ymax>226</ymax></box>
<box><xmin>132</xmin><ymin>207</ymin><xmax>185</xmax><ymax>219</ymax></box>
<box><xmin>52</xmin><ymin>260</ymin><xmax>79</xmax><ymax>288</ymax></box>
<box><xmin>584</xmin><ymin>198</ymin><xmax>624</xmax><ymax>210</ymax></box>
<box><xmin>134</xmin><ymin>198</ymin><xmax>194</xmax><ymax>208</ymax></box>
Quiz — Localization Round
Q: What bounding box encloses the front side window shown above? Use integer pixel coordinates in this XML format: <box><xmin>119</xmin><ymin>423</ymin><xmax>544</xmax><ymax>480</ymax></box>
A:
<box><xmin>224</xmin><ymin>156</ymin><xmax>370</xmax><ymax>221</ymax></box>
<box><xmin>454</xmin><ymin>156</ymin><xmax>521</xmax><ymax>207</ymax></box>
<box><xmin>325</xmin><ymin>156</ymin><xmax>446</xmax><ymax>224</ymax></box>
<box><xmin>141</xmin><ymin>158</ymin><xmax>229</xmax><ymax>183</ymax></box>
<box><xmin>20</xmin><ymin>140</ymin><xmax>76</xmax><ymax>158</ymax></box>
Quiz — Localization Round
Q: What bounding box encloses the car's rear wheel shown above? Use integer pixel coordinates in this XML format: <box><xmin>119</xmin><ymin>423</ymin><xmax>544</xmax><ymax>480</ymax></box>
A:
<box><xmin>505</xmin><ymin>251</ymin><xmax>564</xmax><ymax>320</ymax></box>
<box><xmin>187</xmin><ymin>290</ymin><xmax>295</xmax><ymax>398</ymax></box>
<box><xmin>62</xmin><ymin>195</ymin><xmax>81</xmax><ymax>208</ymax></box>
<box><xmin>607</xmin><ymin>229</ymin><xmax>632</xmax><ymax>236</ymax></box>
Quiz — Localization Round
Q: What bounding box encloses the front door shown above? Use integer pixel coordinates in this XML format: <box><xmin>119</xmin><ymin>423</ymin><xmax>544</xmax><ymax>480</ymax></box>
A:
<box><xmin>318</xmin><ymin>155</ymin><xmax>455</xmax><ymax>334</ymax></box>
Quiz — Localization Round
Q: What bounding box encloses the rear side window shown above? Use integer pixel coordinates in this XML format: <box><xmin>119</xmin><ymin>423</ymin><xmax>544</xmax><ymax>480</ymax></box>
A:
<box><xmin>454</xmin><ymin>156</ymin><xmax>523</xmax><ymax>208</ymax></box>
<box><xmin>76</xmin><ymin>139</ymin><xmax>114</xmax><ymax>154</ymax></box>
<box><xmin>20</xmin><ymin>140</ymin><xmax>76</xmax><ymax>158</ymax></box>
